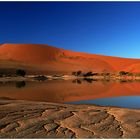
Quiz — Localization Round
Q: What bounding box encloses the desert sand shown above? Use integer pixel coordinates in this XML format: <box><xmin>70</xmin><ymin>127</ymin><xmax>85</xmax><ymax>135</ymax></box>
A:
<box><xmin>0</xmin><ymin>44</ymin><xmax>140</xmax><ymax>138</ymax></box>
<box><xmin>0</xmin><ymin>99</ymin><xmax>140</xmax><ymax>138</ymax></box>
<box><xmin>1</xmin><ymin>44</ymin><xmax>140</xmax><ymax>74</ymax></box>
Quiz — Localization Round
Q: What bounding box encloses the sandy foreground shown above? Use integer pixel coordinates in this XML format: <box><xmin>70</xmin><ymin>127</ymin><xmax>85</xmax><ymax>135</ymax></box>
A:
<box><xmin>0</xmin><ymin>99</ymin><xmax>140</xmax><ymax>138</ymax></box>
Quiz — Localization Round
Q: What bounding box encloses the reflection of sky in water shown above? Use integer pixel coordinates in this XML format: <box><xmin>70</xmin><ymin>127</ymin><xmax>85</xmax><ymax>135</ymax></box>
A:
<box><xmin>67</xmin><ymin>96</ymin><xmax>140</xmax><ymax>109</ymax></box>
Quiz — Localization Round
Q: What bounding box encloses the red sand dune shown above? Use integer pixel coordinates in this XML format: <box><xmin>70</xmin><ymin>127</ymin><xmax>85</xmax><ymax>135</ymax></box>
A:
<box><xmin>0</xmin><ymin>43</ymin><xmax>140</xmax><ymax>74</ymax></box>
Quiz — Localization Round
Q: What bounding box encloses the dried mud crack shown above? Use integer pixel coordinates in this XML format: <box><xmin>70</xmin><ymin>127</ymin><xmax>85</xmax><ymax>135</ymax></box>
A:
<box><xmin>0</xmin><ymin>99</ymin><xmax>140</xmax><ymax>138</ymax></box>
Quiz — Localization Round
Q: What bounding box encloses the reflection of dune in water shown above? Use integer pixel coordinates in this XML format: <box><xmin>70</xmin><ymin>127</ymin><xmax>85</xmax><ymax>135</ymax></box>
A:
<box><xmin>104</xmin><ymin>82</ymin><xmax>140</xmax><ymax>98</ymax></box>
<box><xmin>0</xmin><ymin>80</ymin><xmax>140</xmax><ymax>103</ymax></box>
<box><xmin>122</xmin><ymin>82</ymin><xmax>140</xmax><ymax>93</ymax></box>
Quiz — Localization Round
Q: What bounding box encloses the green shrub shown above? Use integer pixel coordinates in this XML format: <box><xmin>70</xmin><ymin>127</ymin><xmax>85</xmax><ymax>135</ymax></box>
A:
<box><xmin>119</xmin><ymin>71</ymin><xmax>129</xmax><ymax>76</ymax></box>
<box><xmin>83</xmin><ymin>71</ymin><xmax>94</xmax><ymax>77</ymax></box>
<box><xmin>16</xmin><ymin>69</ymin><xmax>26</xmax><ymax>77</ymax></box>
<box><xmin>72</xmin><ymin>71</ymin><xmax>82</xmax><ymax>76</ymax></box>
<box><xmin>34</xmin><ymin>75</ymin><xmax>47</xmax><ymax>81</ymax></box>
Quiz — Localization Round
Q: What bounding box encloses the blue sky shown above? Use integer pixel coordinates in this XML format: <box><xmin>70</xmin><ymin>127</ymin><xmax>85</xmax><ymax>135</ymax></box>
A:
<box><xmin>0</xmin><ymin>2</ymin><xmax>140</xmax><ymax>58</ymax></box>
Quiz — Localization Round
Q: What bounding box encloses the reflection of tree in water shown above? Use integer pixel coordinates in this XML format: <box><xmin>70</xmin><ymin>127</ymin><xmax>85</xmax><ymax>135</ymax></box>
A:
<box><xmin>102</xmin><ymin>79</ymin><xmax>110</xmax><ymax>85</ymax></box>
<box><xmin>16</xmin><ymin>81</ymin><xmax>26</xmax><ymax>88</ymax></box>
<box><xmin>118</xmin><ymin>79</ymin><xmax>133</xmax><ymax>84</ymax></box>
<box><xmin>83</xmin><ymin>78</ymin><xmax>94</xmax><ymax>83</ymax></box>
<box><xmin>72</xmin><ymin>78</ymin><xmax>98</xmax><ymax>84</ymax></box>
<box><xmin>72</xmin><ymin>79</ymin><xmax>82</xmax><ymax>84</ymax></box>
<box><xmin>77</xmin><ymin>79</ymin><xmax>82</xmax><ymax>84</ymax></box>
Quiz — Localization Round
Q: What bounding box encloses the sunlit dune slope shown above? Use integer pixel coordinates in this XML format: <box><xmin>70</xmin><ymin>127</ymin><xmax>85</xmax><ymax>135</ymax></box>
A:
<box><xmin>0</xmin><ymin>43</ymin><xmax>140</xmax><ymax>74</ymax></box>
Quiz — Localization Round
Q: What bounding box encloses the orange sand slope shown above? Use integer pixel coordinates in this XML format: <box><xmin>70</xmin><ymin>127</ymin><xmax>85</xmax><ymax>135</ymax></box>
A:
<box><xmin>0</xmin><ymin>43</ymin><xmax>140</xmax><ymax>74</ymax></box>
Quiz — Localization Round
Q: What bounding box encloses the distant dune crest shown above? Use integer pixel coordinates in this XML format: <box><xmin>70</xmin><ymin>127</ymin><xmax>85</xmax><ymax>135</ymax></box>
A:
<box><xmin>0</xmin><ymin>43</ymin><xmax>140</xmax><ymax>74</ymax></box>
